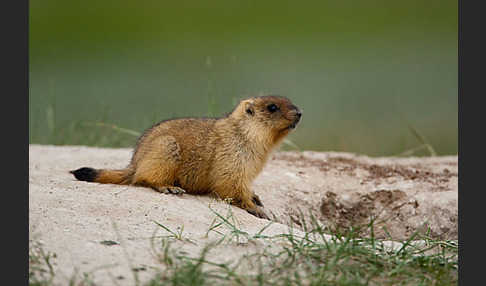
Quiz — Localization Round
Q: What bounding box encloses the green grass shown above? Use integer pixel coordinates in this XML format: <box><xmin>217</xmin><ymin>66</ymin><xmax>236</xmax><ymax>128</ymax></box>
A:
<box><xmin>146</xmin><ymin>211</ymin><xmax>457</xmax><ymax>286</ymax></box>
<box><xmin>30</xmin><ymin>208</ymin><xmax>458</xmax><ymax>286</ymax></box>
<box><xmin>29</xmin><ymin>239</ymin><xmax>98</xmax><ymax>286</ymax></box>
<box><xmin>29</xmin><ymin>240</ymin><xmax>57</xmax><ymax>286</ymax></box>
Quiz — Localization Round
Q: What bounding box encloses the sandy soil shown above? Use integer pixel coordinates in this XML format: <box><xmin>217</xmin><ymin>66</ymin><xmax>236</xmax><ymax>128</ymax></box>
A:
<box><xmin>29</xmin><ymin>144</ymin><xmax>457</xmax><ymax>285</ymax></box>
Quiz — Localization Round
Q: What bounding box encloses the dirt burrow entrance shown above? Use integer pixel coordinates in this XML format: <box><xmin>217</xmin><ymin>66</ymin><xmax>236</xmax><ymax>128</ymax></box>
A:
<box><xmin>259</xmin><ymin>151</ymin><xmax>457</xmax><ymax>240</ymax></box>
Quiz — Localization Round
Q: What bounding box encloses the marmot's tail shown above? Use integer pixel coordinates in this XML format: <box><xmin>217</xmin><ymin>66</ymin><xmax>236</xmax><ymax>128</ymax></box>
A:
<box><xmin>70</xmin><ymin>167</ymin><xmax>131</xmax><ymax>185</ymax></box>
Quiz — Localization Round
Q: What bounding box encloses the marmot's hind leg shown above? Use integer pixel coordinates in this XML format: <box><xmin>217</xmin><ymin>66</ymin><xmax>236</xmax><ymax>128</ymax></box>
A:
<box><xmin>153</xmin><ymin>186</ymin><xmax>186</xmax><ymax>195</ymax></box>
<box><xmin>131</xmin><ymin>136</ymin><xmax>184</xmax><ymax>195</ymax></box>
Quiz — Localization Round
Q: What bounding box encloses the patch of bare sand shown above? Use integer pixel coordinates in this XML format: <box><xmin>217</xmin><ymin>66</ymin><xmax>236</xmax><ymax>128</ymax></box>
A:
<box><xmin>29</xmin><ymin>145</ymin><xmax>457</xmax><ymax>285</ymax></box>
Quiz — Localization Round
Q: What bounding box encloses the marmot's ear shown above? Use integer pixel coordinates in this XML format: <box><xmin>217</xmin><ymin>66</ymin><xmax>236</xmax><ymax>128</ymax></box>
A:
<box><xmin>244</xmin><ymin>100</ymin><xmax>254</xmax><ymax>116</ymax></box>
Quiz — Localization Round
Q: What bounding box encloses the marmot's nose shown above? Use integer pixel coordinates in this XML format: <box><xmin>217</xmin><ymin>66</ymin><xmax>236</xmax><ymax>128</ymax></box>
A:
<box><xmin>289</xmin><ymin>104</ymin><xmax>302</xmax><ymax>120</ymax></box>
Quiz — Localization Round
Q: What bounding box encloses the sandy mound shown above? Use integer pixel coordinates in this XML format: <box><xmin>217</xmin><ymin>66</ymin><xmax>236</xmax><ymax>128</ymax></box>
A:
<box><xmin>29</xmin><ymin>145</ymin><xmax>457</xmax><ymax>285</ymax></box>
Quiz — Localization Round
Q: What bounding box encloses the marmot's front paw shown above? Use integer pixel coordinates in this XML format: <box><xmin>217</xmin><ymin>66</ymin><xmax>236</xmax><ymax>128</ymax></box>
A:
<box><xmin>252</xmin><ymin>193</ymin><xmax>264</xmax><ymax>207</ymax></box>
<box><xmin>247</xmin><ymin>206</ymin><xmax>270</xmax><ymax>220</ymax></box>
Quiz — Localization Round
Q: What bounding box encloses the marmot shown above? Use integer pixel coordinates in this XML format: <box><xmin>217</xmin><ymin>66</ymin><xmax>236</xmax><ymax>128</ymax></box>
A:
<box><xmin>70</xmin><ymin>95</ymin><xmax>302</xmax><ymax>219</ymax></box>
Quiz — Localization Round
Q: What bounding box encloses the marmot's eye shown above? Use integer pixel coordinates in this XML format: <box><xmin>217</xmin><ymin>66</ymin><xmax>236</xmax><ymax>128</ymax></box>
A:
<box><xmin>267</xmin><ymin>104</ymin><xmax>279</xmax><ymax>113</ymax></box>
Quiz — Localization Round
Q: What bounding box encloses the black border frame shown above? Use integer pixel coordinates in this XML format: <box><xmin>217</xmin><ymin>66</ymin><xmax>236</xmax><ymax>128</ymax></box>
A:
<box><xmin>4</xmin><ymin>0</ymin><xmax>29</xmax><ymax>284</ymax></box>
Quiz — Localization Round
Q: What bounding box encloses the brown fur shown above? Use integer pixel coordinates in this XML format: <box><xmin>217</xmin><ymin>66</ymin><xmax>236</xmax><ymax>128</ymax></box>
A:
<box><xmin>71</xmin><ymin>95</ymin><xmax>302</xmax><ymax>219</ymax></box>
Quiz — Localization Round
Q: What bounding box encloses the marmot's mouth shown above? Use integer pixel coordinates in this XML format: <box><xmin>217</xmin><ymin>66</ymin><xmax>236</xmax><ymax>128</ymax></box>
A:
<box><xmin>290</xmin><ymin>115</ymin><xmax>302</xmax><ymax>128</ymax></box>
<box><xmin>285</xmin><ymin>118</ymin><xmax>300</xmax><ymax>130</ymax></box>
<box><xmin>281</xmin><ymin>112</ymin><xmax>301</xmax><ymax>131</ymax></box>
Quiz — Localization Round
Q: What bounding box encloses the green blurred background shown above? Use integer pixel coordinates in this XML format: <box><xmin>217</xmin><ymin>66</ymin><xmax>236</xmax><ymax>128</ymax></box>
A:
<box><xmin>29</xmin><ymin>0</ymin><xmax>457</xmax><ymax>156</ymax></box>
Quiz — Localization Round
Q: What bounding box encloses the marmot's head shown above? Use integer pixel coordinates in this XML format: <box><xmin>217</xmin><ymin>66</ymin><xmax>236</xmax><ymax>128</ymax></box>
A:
<box><xmin>231</xmin><ymin>95</ymin><xmax>302</xmax><ymax>144</ymax></box>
